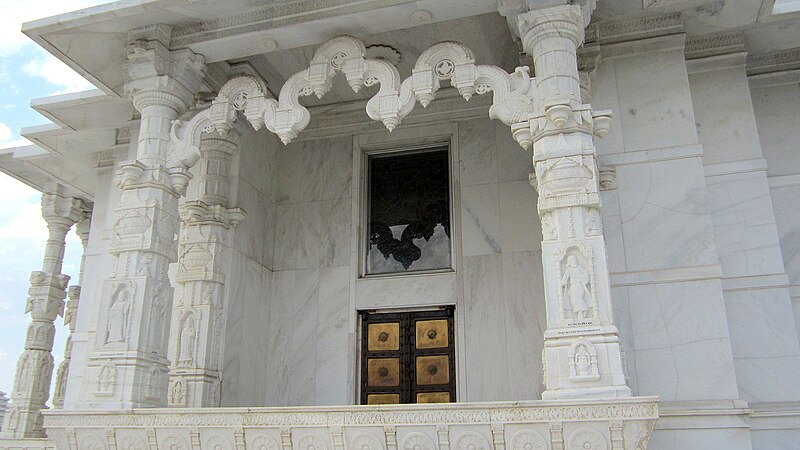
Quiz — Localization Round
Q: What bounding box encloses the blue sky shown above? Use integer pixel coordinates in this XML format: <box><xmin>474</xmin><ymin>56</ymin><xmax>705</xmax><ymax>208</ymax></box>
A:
<box><xmin>0</xmin><ymin>0</ymin><xmax>110</xmax><ymax>400</ymax></box>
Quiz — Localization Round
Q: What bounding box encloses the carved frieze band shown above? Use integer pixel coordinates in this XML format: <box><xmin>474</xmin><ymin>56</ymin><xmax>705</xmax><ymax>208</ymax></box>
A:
<box><xmin>584</xmin><ymin>13</ymin><xmax>683</xmax><ymax>45</ymax></box>
<box><xmin>42</xmin><ymin>399</ymin><xmax>658</xmax><ymax>428</ymax></box>
<box><xmin>747</xmin><ymin>47</ymin><xmax>800</xmax><ymax>76</ymax></box>
<box><xmin>684</xmin><ymin>32</ymin><xmax>745</xmax><ymax>60</ymax></box>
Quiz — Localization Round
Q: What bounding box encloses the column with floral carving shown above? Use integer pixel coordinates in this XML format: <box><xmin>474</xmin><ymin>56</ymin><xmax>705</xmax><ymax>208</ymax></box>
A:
<box><xmin>80</xmin><ymin>38</ymin><xmax>205</xmax><ymax>408</ymax></box>
<box><xmin>167</xmin><ymin>131</ymin><xmax>245</xmax><ymax>407</ymax></box>
<box><xmin>52</xmin><ymin>209</ymin><xmax>91</xmax><ymax>409</ymax></box>
<box><xmin>516</xmin><ymin>4</ymin><xmax>631</xmax><ymax>399</ymax></box>
<box><xmin>1</xmin><ymin>192</ymin><xmax>83</xmax><ymax>437</ymax></box>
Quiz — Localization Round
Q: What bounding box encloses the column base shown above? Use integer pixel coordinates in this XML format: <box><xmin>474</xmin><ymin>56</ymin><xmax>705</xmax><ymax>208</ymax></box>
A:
<box><xmin>167</xmin><ymin>368</ymin><xmax>221</xmax><ymax>407</ymax></box>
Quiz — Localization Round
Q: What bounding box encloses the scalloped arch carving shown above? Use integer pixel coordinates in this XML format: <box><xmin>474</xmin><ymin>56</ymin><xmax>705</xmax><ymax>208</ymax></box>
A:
<box><xmin>262</xmin><ymin>36</ymin><xmax>534</xmax><ymax>147</ymax></box>
<box><xmin>168</xmin><ymin>74</ymin><xmax>271</xmax><ymax>171</ymax></box>
<box><xmin>168</xmin><ymin>35</ymin><xmax>542</xmax><ymax>167</ymax></box>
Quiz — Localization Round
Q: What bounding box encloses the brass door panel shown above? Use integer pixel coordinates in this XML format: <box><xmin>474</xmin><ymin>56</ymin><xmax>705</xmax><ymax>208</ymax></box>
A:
<box><xmin>415</xmin><ymin>319</ymin><xmax>449</xmax><ymax>349</ymax></box>
<box><xmin>367</xmin><ymin>393</ymin><xmax>401</xmax><ymax>404</ymax></box>
<box><xmin>360</xmin><ymin>307</ymin><xmax>455</xmax><ymax>404</ymax></box>
<box><xmin>368</xmin><ymin>322</ymin><xmax>400</xmax><ymax>351</ymax></box>
<box><xmin>416</xmin><ymin>392</ymin><xmax>451</xmax><ymax>403</ymax></box>
<box><xmin>415</xmin><ymin>355</ymin><xmax>450</xmax><ymax>385</ymax></box>
<box><xmin>367</xmin><ymin>358</ymin><xmax>400</xmax><ymax>387</ymax></box>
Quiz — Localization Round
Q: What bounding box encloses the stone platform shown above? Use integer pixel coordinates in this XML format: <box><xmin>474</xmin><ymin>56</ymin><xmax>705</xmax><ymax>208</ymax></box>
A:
<box><xmin>32</xmin><ymin>398</ymin><xmax>658</xmax><ymax>449</ymax></box>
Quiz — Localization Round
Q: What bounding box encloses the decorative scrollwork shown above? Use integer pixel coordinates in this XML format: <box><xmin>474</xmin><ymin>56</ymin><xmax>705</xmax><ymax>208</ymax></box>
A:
<box><xmin>248</xmin><ymin>434</ymin><xmax>279</xmax><ymax>450</ymax></box>
<box><xmin>401</xmin><ymin>432</ymin><xmax>435</xmax><ymax>450</ymax></box>
<box><xmin>205</xmin><ymin>434</ymin><xmax>233</xmax><ymax>450</ymax></box>
<box><xmin>351</xmin><ymin>433</ymin><xmax>384</xmax><ymax>450</ymax></box>
<box><xmin>162</xmin><ymin>435</ymin><xmax>189</xmax><ymax>450</ymax></box>
<box><xmin>567</xmin><ymin>428</ymin><xmax>607</xmax><ymax>450</ymax></box>
<box><xmin>297</xmin><ymin>434</ymin><xmax>328</xmax><ymax>450</ymax></box>
<box><xmin>455</xmin><ymin>431</ymin><xmax>490</xmax><ymax>450</ymax></box>
<box><xmin>510</xmin><ymin>430</ymin><xmax>548</xmax><ymax>450</ymax></box>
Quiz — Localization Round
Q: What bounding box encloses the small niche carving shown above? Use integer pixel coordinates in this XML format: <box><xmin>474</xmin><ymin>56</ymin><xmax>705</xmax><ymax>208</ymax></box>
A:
<box><xmin>568</xmin><ymin>340</ymin><xmax>600</xmax><ymax>382</ymax></box>
<box><xmin>96</xmin><ymin>360</ymin><xmax>116</xmax><ymax>396</ymax></box>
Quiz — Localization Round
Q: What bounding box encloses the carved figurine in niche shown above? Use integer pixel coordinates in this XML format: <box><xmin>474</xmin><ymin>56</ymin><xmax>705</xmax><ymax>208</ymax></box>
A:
<box><xmin>106</xmin><ymin>284</ymin><xmax>132</xmax><ymax>344</ymax></box>
<box><xmin>16</xmin><ymin>354</ymin><xmax>30</xmax><ymax>392</ymax></box>
<box><xmin>560</xmin><ymin>255</ymin><xmax>591</xmax><ymax>319</ymax></box>
<box><xmin>169</xmin><ymin>378</ymin><xmax>186</xmax><ymax>405</ymax></box>
<box><xmin>97</xmin><ymin>362</ymin><xmax>115</xmax><ymax>395</ymax></box>
<box><xmin>575</xmin><ymin>345</ymin><xmax>591</xmax><ymax>376</ymax></box>
<box><xmin>147</xmin><ymin>290</ymin><xmax>166</xmax><ymax>352</ymax></box>
<box><xmin>586</xmin><ymin>208</ymin><xmax>602</xmax><ymax>237</ymax></box>
<box><xmin>179</xmin><ymin>318</ymin><xmax>196</xmax><ymax>366</ymax></box>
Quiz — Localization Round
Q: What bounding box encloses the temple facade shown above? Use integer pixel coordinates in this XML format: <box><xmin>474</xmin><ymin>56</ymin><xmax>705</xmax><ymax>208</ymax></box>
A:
<box><xmin>0</xmin><ymin>0</ymin><xmax>799</xmax><ymax>449</ymax></box>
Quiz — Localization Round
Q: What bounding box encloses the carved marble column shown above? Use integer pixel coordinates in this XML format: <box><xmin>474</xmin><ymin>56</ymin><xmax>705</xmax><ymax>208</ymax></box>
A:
<box><xmin>1</xmin><ymin>192</ymin><xmax>83</xmax><ymax>437</ymax></box>
<box><xmin>52</xmin><ymin>209</ymin><xmax>91</xmax><ymax>409</ymax></box>
<box><xmin>81</xmin><ymin>38</ymin><xmax>205</xmax><ymax>408</ymax></box>
<box><xmin>168</xmin><ymin>131</ymin><xmax>245</xmax><ymax>407</ymax></box>
<box><xmin>517</xmin><ymin>4</ymin><xmax>631</xmax><ymax>399</ymax></box>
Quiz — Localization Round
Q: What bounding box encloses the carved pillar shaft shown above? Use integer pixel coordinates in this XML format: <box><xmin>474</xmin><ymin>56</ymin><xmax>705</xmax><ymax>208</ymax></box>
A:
<box><xmin>518</xmin><ymin>4</ymin><xmax>631</xmax><ymax>400</ymax></box>
<box><xmin>53</xmin><ymin>211</ymin><xmax>92</xmax><ymax>409</ymax></box>
<box><xmin>80</xmin><ymin>39</ymin><xmax>205</xmax><ymax>408</ymax></box>
<box><xmin>2</xmin><ymin>192</ymin><xmax>83</xmax><ymax>438</ymax></box>
<box><xmin>168</xmin><ymin>131</ymin><xmax>244</xmax><ymax>407</ymax></box>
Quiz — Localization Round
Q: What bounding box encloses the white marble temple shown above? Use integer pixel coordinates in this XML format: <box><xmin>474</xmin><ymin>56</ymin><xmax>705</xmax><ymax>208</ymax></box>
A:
<box><xmin>4</xmin><ymin>1</ymin><xmax>800</xmax><ymax>448</ymax></box>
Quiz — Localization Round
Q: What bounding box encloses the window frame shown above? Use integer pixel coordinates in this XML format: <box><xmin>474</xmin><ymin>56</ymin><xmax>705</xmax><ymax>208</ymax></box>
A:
<box><xmin>359</xmin><ymin>142</ymin><xmax>457</xmax><ymax>279</ymax></box>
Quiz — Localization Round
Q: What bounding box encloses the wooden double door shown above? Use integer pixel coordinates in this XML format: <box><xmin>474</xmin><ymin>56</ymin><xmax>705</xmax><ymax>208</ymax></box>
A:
<box><xmin>360</xmin><ymin>307</ymin><xmax>456</xmax><ymax>404</ymax></box>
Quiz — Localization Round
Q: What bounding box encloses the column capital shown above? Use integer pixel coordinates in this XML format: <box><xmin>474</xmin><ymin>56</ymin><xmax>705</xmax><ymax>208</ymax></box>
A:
<box><xmin>124</xmin><ymin>39</ymin><xmax>206</xmax><ymax>114</ymax></box>
<box><xmin>76</xmin><ymin>210</ymin><xmax>92</xmax><ymax>245</ymax></box>
<box><xmin>518</xmin><ymin>4</ymin><xmax>586</xmax><ymax>53</ymax></box>
<box><xmin>41</xmin><ymin>193</ymin><xmax>84</xmax><ymax>230</ymax></box>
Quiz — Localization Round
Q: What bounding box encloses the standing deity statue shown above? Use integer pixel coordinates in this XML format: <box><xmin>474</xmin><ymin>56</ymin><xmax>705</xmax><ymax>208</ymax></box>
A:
<box><xmin>106</xmin><ymin>285</ymin><xmax>132</xmax><ymax>343</ymax></box>
<box><xmin>560</xmin><ymin>255</ymin><xmax>591</xmax><ymax>319</ymax></box>
<box><xmin>179</xmin><ymin>320</ymin><xmax>196</xmax><ymax>365</ymax></box>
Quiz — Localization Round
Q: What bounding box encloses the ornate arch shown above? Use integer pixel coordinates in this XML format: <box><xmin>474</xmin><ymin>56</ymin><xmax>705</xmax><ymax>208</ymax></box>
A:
<box><xmin>168</xmin><ymin>74</ymin><xmax>271</xmax><ymax>171</ymax></box>
<box><xmin>264</xmin><ymin>35</ymin><xmax>403</xmax><ymax>144</ymax></box>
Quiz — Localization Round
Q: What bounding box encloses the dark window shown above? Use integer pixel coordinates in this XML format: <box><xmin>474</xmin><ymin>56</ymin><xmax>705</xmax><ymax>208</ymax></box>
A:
<box><xmin>360</xmin><ymin>307</ymin><xmax>456</xmax><ymax>404</ymax></box>
<box><xmin>366</xmin><ymin>148</ymin><xmax>451</xmax><ymax>275</ymax></box>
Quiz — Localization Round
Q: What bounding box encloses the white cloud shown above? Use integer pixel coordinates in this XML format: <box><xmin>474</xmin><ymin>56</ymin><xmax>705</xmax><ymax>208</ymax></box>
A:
<box><xmin>22</xmin><ymin>52</ymin><xmax>95</xmax><ymax>94</ymax></box>
<box><xmin>0</xmin><ymin>122</ymin><xmax>32</xmax><ymax>149</ymax></box>
<box><xmin>0</xmin><ymin>0</ymin><xmax>110</xmax><ymax>58</ymax></box>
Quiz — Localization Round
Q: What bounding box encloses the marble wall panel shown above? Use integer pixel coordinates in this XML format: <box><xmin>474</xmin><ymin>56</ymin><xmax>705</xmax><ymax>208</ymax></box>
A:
<box><xmin>500</xmin><ymin>250</ymin><xmax>546</xmax><ymax>400</ymax></box>
<box><xmin>273</xmin><ymin>202</ymin><xmax>322</xmax><ymax>271</ymax></box>
<box><xmin>600</xmin><ymin>189</ymin><xmax>627</xmax><ymax>274</ymax></box>
<box><xmin>496</xmin><ymin>121</ymin><xmax>533</xmax><ymax>183</ymax></box>
<box><xmin>231</xmin><ymin>179</ymin><xmax>268</xmax><ymax>263</ymax></box>
<box><xmin>221</xmin><ymin>252</ymin><xmax>245</xmax><ymax>406</ymax></box>
<box><xmin>705</xmin><ymin>171</ymin><xmax>786</xmax><ymax>278</ymax></box>
<box><xmin>770</xmin><ymin>185</ymin><xmax>800</xmax><ymax>323</ymax></box>
<box><xmin>498</xmin><ymin>180</ymin><xmax>540</xmax><ymax>254</ymax></box>
<box><xmin>264</xmin><ymin>269</ymin><xmax>296</xmax><ymax>406</ymax></box>
<box><xmin>458</xmin><ymin>118</ymin><xmax>498</xmax><ymax>187</ymax></box>
<box><xmin>319</xmin><ymin>196</ymin><xmax>352</xmax><ymax>268</ymax></box>
<box><xmin>689</xmin><ymin>65</ymin><xmax>763</xmax><ymax>165</ymax></box>
<box><xmin>288</xmin><ymin>268</ymin><xmax>319</xmax><ymax>406</ymax></box>
<box><xmin>238</xmin><ymin>129</ymin><xmax>278</xmax><ymax>201</ymax></box>
<box><xmin>355</xmin><ymin>274</ymin><xmax>458</xmax><ymax>310</ymax></box>
<box><xmin>609</xmin><ymin>286</ymin><xmax>638</xmax><ymax>395</ymax></box>
<box><xmin>616</xmin><ymin>157</ymin><xmax>719</xmax><ymax>271</ymax></box>
<box><xmin>612</xmin><ymin>47</ymin><xmax>698</xmax><ymax>152</ymax></box>
<box><xmin>627</xmin><ymin>279</ymin><xmax>739</xmax><ymax>401</ymax></box>
<box><xmin>462</xmin><ymin>254</ymin><xmax>509</xmax><ymax>401</ymax></box>
<box><xmin>239</xmin><ymin>256</ymin><xmax>271</xmax><ymax>405</ymax></box>
<box><xmin>752</xmin><ymin>84</ymin><xmax>800</xmax><ymax>177</ymax></box>
<box><xmin>276</xmin><ymin>136</ymin><xmax>352</xmax><ymax>204</ymax></box>
<box><xmin>649</xmin><ymin>428</ymin><xmax>753</xmax><ymax>450</ymax></box>
<box><xmin>724</xmin><ymin>288</ymin><xmax>800</xmax><ymax>403</ymax></box>
<box><xmin>315</xmin><ymin>266</ymin><xmax>351</xmax><ymax>405</ymax></box>
<box><xmin>460</xmin><ymin>183</ymin><xmax>502</xmax><ymax>256</ymax></box>
<box><xmin>590</xmin><ymin>58</ymin><xmax>625</xmax><ymax>156</ymax></box>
